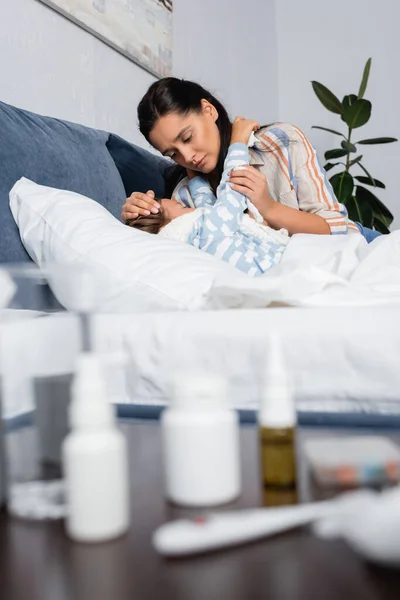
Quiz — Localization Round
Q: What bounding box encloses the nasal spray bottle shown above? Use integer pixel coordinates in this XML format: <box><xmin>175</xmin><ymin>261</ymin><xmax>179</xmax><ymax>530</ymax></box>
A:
<box><xmin>62</xmin><ymin>353</ymin><xmax>130</xmax><ymax>542</ymax></box>
<box><xmin>259</xmin><ymin>334</ymin><xmax>297</xmax><ymax>505</ymax></box>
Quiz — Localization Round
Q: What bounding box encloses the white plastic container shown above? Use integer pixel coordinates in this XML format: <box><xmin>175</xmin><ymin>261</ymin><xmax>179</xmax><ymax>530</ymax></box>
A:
<box><xmin>161</xmin><ymin>374</ymin><xmax>241</xmax><ymax>507</ymax></box>
<box><xmin>62</xmin><ymin>353</ymin><xmax>130</xmax><ymax>542</ymax></box>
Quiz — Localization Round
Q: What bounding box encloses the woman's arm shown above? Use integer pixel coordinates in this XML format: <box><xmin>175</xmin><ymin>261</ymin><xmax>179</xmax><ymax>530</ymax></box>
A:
<box><xmin>228</xmin><ymin>163</ymin><xmax>330</xmax><ymax>234</ymax></box>
<box><xmin>288</xmin><ymin>124</ymin><xmax>351</xmax><ymax>234</ymax></box>
<box><xmin>264</xmin><ymin>201</ymin><xmax>330</xmax><ymax>234</ymax></box>
<box><xmin>229</xmin><ymin>123</ymin><xmax>355</xmax><ymax>235</ymax></box>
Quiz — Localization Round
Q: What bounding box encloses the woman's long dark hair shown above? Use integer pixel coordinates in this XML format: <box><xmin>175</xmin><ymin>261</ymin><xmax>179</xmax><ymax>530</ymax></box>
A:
<box><xmin>137</xmin><ymin>78</ymin><xmax>232</xmax><ymax>197</ymax></box>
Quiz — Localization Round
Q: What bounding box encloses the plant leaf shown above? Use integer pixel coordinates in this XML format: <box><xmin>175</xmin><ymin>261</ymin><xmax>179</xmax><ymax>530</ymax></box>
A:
<box><xmin>349</xmin><ymin>155</ymin><xmax>363</xmax><ymax>167</ymax></box>
<box><xmin>344</xmin><ymin>196</ymin><xmax>361</xmax><ymax>222</ymax></box>
<box><xmin>372</xmin><ymin>209</ymin><xmax>392</xmax><ymax>228</ymax></box>
<box><xmin>373</xmin><ymin>216</ymin><xmax>391</xmax><ymax>234</ymax></box>
<box><xmin>312</xmin><ymin>126</ymin><xmax>346</xmax><ymax>138</ymax></box>
<box><xmin>358</xmin><ymin>162</ymin><xmax>375</xmax><ymax>185</ymax></box>
<box><xmin>354</xmin><ymin>176</ymin><xmax>385</xmax><ymax>189</ymax></box>
<box><xmin>330</xmin><ymin>172</ymin><xmax>354</xmax><ymax>203</ymax></box>
<box><xmin>324</xmin><ymin>162</ymin><xmax>338</xmax><ymax>172</ymax></box>
<box><xmin>341</xmin><ymin>95</ymin><xmax>358</xmax><ymax>121</ymax></box>
<box><xmin>341</xmin><ymin>140</ymin><xmax>357</xmax><ymax>153</ymax></box>
<box><xmin>345</xmin><ymin>194</ymin><xmax>373</xmax><ymax>227</ymax></box>
<box><xmin>356</xmin><ymin>185</ymin><xmax>393</xmax><ymax>227</ymax></box>
<box><xmin>342</xmin><ymin>94</ymin><xmax>358</xmax><ymax>110</ymax></box>
<box><xmin>371</xmin><ymin>199</ymin><xmax>393</xmax><ymax>223</ymax></box>
<box><xmin>342</xmin><ymin>99</ymin><xmax>372</xmax><ymax>129</ymax></box>
<box><xmin>324</xmin><ymin>148</ymin><xmax>348</xmax><ymax>160</ymax></box>
<box><xmin>356</xmin><ymin>137</ymin><xmax>398</xmax><ymax>144</ymax></box>
<box><xmin>311</xmin><ymin>81</ymin><xmax>343</xmax><ymax>114</ymax></box>
<box><xmin>346</xmin><ymin>189</ymin><xmax>374</xmax><ymax>227</ymax></box>
<box><xmin>324</xmin><ymin>162</ymin><xmax>346</xmax><ymax>171</ymax></box>
<box><xmin>358</xmin><ymin>58</ymin><xmax>371</xmax><ymax>99</ymax></box>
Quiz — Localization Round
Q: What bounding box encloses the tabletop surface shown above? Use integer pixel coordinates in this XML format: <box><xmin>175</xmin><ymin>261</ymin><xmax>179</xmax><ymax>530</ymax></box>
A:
<box><xmin>1</xmin><ymin>421</ymin><xmax>400</xmax><ymax>600</ymax></box>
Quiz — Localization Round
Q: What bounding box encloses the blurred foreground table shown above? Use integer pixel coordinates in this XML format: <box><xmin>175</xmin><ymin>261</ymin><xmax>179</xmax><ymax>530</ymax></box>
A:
<box><xmin>1</xmin><ymin>422</ymin><xmax>400</xmax><ymax>600</ymax></box>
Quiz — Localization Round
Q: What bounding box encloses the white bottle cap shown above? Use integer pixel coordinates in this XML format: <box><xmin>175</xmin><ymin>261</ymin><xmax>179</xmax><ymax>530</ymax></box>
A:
<box><xmin>259</xmin><ymin>333</ymin><xmax>296</xmax><ymax>429</ymax></box>
<box><xmin>171</xmin><ymin>373</ymin><xmax>229</xmax><ymax>411</ymax></box>
<box><xmin>70</xmin><ymin>353</ymin><xmax>115</xmax><ymax>430</ymax></box>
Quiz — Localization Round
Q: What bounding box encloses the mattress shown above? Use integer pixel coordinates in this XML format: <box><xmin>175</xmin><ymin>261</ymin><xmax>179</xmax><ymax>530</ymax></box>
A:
<box><xmin>93</xmin><ymin>306</ymin><xmax>400</xmax><ymax>411</ymax></box>
<box><xmin>1</xmin><ymin>306</ymin><xmax>400</xmax><ymax>420</ymax></box>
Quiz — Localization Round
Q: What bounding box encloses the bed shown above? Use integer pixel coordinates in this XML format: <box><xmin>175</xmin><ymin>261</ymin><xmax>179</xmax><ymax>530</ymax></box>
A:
<box><xmin>2</xmin><ymin>304</ymin><xmax>400</xmax><ymax>428</ymax></box>
<box><xmin>2</xmin><ymin>99</ymin><xmax>400</xmax><ymax>429</ymax></box>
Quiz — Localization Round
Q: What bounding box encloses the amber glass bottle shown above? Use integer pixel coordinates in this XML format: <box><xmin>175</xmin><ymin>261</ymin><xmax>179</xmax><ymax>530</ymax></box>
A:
<box><xmin>260</xmin><ymin>426</ymin><xmax>296</xmax><ymax>488</ymax></box>
<box><xmin>259</xmin><ymin>334</ymin><xmax>297</xmax><ymax>504</ymax></box>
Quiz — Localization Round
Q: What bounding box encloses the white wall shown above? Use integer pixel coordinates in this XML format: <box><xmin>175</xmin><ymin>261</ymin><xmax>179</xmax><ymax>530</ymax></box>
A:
<box><xmin>0</xmin><ymin>0</ymin><xmax>278</xmax><ymax>150</ymax></box>
<box><xmin>173</xmin><ymin>0</ymin><xmax>278</xmax><ymax>125</ymax></box>
<box><xmin>0</xmin><ymin>0</ymin><xmax>155</xmax><ymax>147</ymax></box>
<box><xmin>275</xmin><ymin>0</ymin><xmax>400</xmax><ymax>227</ymax></box>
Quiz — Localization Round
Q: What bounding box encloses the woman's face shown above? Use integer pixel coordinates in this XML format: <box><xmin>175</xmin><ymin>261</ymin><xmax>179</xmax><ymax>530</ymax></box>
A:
<box><xmin>149</xmin><ymin>100</ymin><xmax>221</xmax><ymax>174</ymax></box>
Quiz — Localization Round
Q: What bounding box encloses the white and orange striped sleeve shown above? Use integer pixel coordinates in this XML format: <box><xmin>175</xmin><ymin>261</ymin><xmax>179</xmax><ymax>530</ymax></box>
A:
<box><xmin>288</xmin><ymin>125</ymin><xmax>357</xmax><ymax>235</ymax></box>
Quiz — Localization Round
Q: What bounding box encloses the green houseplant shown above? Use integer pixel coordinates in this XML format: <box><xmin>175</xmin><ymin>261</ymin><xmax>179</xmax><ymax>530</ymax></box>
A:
<box><xmin>311</xmin><ymin>59</ymin><xmax>397</xmax><ymax>233</ymax></box>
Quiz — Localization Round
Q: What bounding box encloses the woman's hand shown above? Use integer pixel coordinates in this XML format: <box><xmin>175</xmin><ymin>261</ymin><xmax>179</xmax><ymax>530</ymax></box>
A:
<box><xmin>230</xmin><ymin>117</ymin><xmax>260</xmax><ymax>146</ymax></box>
<box><xmin>228</xmin><ymin>166</ymin><xmax>276</xmax><ymax>219</ymax></box>
<box><xmin>121</xmin><ymin>190</ymin><xmax>161</xmax><ymax>221</ymax></box>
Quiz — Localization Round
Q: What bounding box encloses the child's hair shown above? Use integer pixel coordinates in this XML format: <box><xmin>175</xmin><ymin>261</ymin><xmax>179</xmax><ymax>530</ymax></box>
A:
<box><xmin>137</xmin><ymin>77</ymin><xmax>233</xmax><ymax>197</ymax></box>
<box><xmin>125</xmin><ymin>205</ymin><xmax>168</xmax><ymax>235</ymax></box>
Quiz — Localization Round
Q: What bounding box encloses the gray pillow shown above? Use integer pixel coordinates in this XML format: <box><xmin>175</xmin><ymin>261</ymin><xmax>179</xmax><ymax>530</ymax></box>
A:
<box><xmin>0</xmin><ymin>101</ymin><xmax>127</xmax><ymax>262</ymax></box>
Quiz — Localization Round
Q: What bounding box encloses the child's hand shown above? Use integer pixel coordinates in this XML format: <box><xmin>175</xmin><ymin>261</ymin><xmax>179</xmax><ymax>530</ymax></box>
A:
<box><xmin>121</xmin><ymin>190</ymin><xmax>161</xmax><ymax>221</ymax></box>
<box><xmin>230</xmin><ymin>117</ymin><xmax>260</xmax><ymax>146</ymax></box>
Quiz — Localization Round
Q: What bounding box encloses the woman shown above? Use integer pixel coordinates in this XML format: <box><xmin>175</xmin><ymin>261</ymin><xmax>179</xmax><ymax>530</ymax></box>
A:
<box><xmin>122</xmin><ymin>77</ymin><xmax>380</xmax><ymax>242</ymax></box>
<box><xmin>126</xmin><ymin>117</ymin><xmax>289</xmax><ymax>277</ymax></box>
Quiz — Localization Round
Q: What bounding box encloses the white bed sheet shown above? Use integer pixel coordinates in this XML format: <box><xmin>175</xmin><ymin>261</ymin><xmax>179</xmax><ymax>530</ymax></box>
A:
<box><xmin>1</xmin><ymin>306</ymin><xmax>400</xmax><ymax>417</ymax></box>
<box><xmin>205</xmin><ymin>231</ymin><xmax>400</xmax><ymax>310</ymax></box>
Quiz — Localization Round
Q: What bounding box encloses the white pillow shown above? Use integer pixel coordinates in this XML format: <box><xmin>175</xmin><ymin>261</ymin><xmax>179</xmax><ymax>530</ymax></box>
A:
<box><xmin>9</xmin><ymin>178</ymin><xmax>241</xmax><ymax>312</ymax></box>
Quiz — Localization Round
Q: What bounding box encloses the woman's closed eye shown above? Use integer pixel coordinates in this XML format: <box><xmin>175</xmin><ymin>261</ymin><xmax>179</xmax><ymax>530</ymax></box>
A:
<box><xmin>166</xmin><ymin>134</ymin><xmax>193</xmax><ymax>159</ymax></box>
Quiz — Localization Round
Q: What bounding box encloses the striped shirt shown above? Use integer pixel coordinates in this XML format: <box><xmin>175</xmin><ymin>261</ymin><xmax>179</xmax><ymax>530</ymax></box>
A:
<box><xmin>172</xmin><ymin>122</ymin><xmax>359</xmax><ymax>235</ymax></box>
<box><xmin>166</xmin><ymin>142</ymin><xmax>288</xmax><ymax>277</ymax></box>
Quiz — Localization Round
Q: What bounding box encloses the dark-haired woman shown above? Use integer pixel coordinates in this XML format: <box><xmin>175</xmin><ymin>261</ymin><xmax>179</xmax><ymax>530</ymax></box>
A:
<box><xmin>122</xmin><ymin>77</ymin><xmax>380</xmax><ymax>243</ymax></box>
<box><xmin>126</xmin><ymin>117</ymin><xmax>290</xmax><ymax>276</ymax></box>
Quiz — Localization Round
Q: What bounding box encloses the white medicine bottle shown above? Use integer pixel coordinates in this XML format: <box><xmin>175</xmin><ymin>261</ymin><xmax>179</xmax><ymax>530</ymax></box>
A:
<box><xmin>161</xmin><ymin>374</ymin><xmax>241</xmax><ymax>507</ymax></box>
<box><xmin>62</xmin><ymin>353</ymin><xmax>130</xmax><ymax>542</ymax></box>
